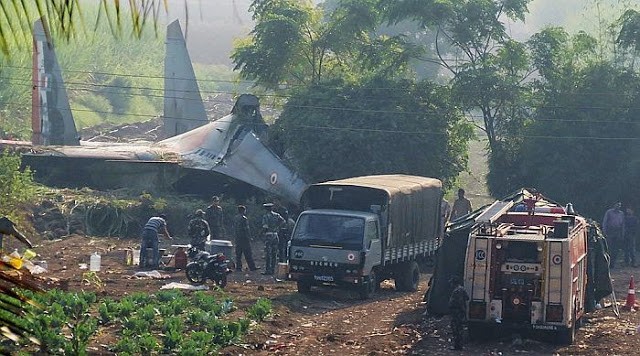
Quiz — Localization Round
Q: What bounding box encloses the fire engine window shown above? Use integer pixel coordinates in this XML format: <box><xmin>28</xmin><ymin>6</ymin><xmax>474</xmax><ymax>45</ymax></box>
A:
<box><xmin>505</xmin><ymin>241</ymin><xmax>539</xmax><ymax>262</ymax></box>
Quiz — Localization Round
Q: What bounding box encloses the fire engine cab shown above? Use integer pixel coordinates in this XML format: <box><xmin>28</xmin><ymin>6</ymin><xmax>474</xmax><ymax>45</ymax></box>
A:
<box><xmin>464</xmin><ymin>198</ymin><xmax>588</xmax><ymax>344</ymax></box>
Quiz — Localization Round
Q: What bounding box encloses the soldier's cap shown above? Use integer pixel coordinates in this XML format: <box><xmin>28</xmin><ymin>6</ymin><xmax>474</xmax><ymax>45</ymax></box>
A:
<box><xmin>194</xmin><ymin>209</ymin><xmax>205</xmax><ymax>217</ymax></box>
<box><xmin>263</xmin><ymin>202</ymin><xmax>274</xmax><ymax>208</ymax></box>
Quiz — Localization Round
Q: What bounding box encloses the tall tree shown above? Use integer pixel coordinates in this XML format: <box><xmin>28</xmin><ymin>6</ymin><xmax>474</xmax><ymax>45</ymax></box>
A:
<box><xmin>383</xmin><ymin>0</ymin><xmax>533</xmax><ymax>149</ymax></box>
<box><xmin>382</xmin><ymin>0</ymin><xmax>538</xmax><ymax>197</ymax></box>
<box><xmin>271</xmin><ymin>76</ymin><xmax>473</xmax><ymax>184</ymax></box>
<box><xmin>232</xmin><ymin>0</ymin><xmax>425</xmax><ymax>89</ymax></box>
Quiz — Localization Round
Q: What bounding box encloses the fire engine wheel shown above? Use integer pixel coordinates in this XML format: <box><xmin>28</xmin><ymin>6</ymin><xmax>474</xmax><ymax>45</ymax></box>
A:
<box><xmin>556</xmin><ymin>307</ymin><xmax>577</xmax><ymax>345</ymax></box>
<box><xmin>395</xmin><ymin>261</ymin><xmax>420</xmax><ymax>292</ymax></box>
<box><xmin>186</xmin><ymin>264</ymin><xmax>205</xmax><ymax>285</ymax></box>
<box><xmin>556</xmin><ymin>324</ymin><xmax>575</xmax><ymax>345</ymax></box>
<box><xmin>359</xmin><ymin>270</ymin><xmax>377</xmax><ymax>300</ymax></box>
<box><xmin>297</xmin><ymin>279</ymin><xmax>312</xmax><ymax>294</ymax></box>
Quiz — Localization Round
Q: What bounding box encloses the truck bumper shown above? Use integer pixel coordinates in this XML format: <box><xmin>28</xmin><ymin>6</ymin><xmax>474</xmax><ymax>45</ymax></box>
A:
<box><xmin>288</xmin><ymin>272</ymin><xmax>362</xmax><ymax>285</ymax></box>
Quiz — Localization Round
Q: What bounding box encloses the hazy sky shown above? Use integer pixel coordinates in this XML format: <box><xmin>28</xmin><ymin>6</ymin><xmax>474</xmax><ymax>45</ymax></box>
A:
<box><xmin>162</xmin><ymin>0</ymin><xmax>633</xmax><ymax>66</ymax></box>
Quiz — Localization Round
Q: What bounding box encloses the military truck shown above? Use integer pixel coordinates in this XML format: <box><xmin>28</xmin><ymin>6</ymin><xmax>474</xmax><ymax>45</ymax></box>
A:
<box><xmin>287</xmin><ymin>175</ymin><xmax>442</xmax><ymax>299</ymax></box>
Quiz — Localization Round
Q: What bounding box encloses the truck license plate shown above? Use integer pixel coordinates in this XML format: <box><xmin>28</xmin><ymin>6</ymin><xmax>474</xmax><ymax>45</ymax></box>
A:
<box><xmin>314</xmin><ymin>275</ymin><xmax>334</xmax><ymax>282</ymax></box>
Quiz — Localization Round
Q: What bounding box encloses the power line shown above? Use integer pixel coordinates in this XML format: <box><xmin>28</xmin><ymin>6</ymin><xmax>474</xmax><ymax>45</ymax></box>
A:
<box><xmin>4</xmin><ymin>62</ymin><xmax>640</xmax><ymax>98</ymax></box>
<box><xmin>3</xmin><ymin>74</ymin><xmax>640</xmax><ymax>122</ymax></box>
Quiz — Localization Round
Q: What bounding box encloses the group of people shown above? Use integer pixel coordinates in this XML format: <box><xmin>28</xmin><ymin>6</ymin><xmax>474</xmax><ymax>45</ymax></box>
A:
<box><xmin>602</xmin><ymin>201</ymin><xmax>638</xmax><ymax>269</ymax></box>
<box><xmin>138</xmin><ymin>195</ymin><xmax>293</xmax><ymax>276</ymax></box>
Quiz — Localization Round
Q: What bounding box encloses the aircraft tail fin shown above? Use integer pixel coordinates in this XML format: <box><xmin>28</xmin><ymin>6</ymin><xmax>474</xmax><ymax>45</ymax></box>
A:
<box><xmin>163</xmin><ymin>19</ymin><xmax>209</xmax><ymax>138</ymax></box>
<box><xmin>31</xmin><ymin>18</ymin><xmax>80</xmax><ymax>146</ymax></box>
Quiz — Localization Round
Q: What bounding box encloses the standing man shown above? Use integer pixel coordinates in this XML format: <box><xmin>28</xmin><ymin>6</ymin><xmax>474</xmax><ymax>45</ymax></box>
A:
<box><xmin>234</xmin><ymin>205</ymin><xmax>258</xmax><ymax>271</ymax></box>
<box><xmin>206</xmin><ymin>196</ymin><xmax>224</xmax><ymax>240</ymax></box>
<box><xmin>139</xmin><ymin>214</ymin><xmax>172</xmax><ymax>269</ymax></box>
<box><xmin>451</xmin><ymin>188</ymin><xmax>472</xmax><ymax>220</ymax></box>
<box><xmin>188</xmin><ymin>209</ymin><xmax>210</xmax><ymax>251</ymax></box>
<box><xmin>274</xmin><ymin>198</ymin><xmax>291</xmax><ymax>262</ymax></box>
<box><xmin>261</xmin><ymin>202</ymin><xmax>285</xmax><ymax>275</ymax></box>
<box><xmin>624</xmin><ymin>207</ymin><xmax>638</xmax><ymax>267</ymax></box>
<box><xmin>603</xmin><ymin>202</ymin><xmax>625</xmax><ymax>269</ymax></box>
<box><xmin>448</xmin><ymin>276</ymin><xmax>469</xmax><ymax>351</ymax></box>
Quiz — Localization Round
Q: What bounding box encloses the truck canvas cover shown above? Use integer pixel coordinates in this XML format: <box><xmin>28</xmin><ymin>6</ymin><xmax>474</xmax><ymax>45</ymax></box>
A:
<box><xmin>303</xmin><ymin>175</ymin><xmax>442</xmax><ymax>248</ymax></box>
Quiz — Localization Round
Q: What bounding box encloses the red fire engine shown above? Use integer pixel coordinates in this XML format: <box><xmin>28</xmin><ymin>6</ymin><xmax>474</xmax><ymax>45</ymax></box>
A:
<box><xmin>464</xmin><ymin>198</ymin><xmax>588</xmax><ymax>344</ymax></box>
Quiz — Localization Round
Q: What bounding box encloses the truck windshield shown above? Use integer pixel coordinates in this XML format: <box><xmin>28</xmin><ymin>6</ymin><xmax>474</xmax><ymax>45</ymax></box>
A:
<box><xmin>292</xmin><ymin>214</ymin><xmax>365</xmax><ymax>247</ymax></box>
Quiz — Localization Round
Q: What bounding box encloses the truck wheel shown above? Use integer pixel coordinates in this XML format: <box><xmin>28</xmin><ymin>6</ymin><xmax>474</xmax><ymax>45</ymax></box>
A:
<box><xmin>359</xmin><ymin>270</ymin><xmax>377</xmax><ymax>300</ymax></box>
<box><xmin>395</xmin><ymin>261</ymin><xmax>420</xmax><ymax>292</ymax></box>
<box><xmin>297</xmin><ymin>279</ymin><xmax>312</xmax><ymax>294</ymax></box>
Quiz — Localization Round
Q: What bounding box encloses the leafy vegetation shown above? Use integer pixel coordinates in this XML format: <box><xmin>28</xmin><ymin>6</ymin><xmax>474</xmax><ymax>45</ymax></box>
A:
<box><xmin>15</xmin><ymin>288</ymin><xmax>271</xmax><ymax>354</ymax></box>
<box><xmin>0</xmin><ymin>151</ymin><xmax>39</xmax><ymax>224</ymax></box>
<box><xmin>272</xmin><ymin>77</ymin><xmax>472</xmax><ymax>185</ymax></box>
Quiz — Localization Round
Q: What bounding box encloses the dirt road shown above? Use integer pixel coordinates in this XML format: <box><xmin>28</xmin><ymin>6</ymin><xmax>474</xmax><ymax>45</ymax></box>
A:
<box><xmin>17</xmin><ymin>235</ymin><xmax>640</xmax><ymax>355</ymax></box>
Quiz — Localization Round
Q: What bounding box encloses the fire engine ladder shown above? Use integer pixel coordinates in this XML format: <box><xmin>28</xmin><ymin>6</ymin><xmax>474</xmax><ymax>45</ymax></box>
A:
<box><xmin>476</xmin><ymin>201</ymin><xmax>515</xmax><ymax>224</ymax></box>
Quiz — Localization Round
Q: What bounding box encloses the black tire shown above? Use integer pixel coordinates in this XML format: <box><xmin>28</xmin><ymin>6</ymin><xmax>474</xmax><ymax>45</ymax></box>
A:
<box><xmin>395</xmin><ymin>261</ymin><xmax>420</xmax><ymax>292</ymax></box>
<box><xmin>556</xmin><ymin>305</ymin><xmax>578</xmax><ymax>345</ymax></box>
<box><xmin>186</xmin><ymin>263</ymin><xmax>205</xmax><ymax>285</ymax></box>
<box><xmin>215</xmin><ymin>274</ymin><xmax>228</xmax><ymax>289</ymax></box>
<box><xmin>359</xmin><ymin>270</ymin><xmax>377</xmax><ymax>300</ymax></box>
<box><xmin>297</xmin><ymin>279</ymin><xmax>312</xmax><ymax>294</ymax></box>
<box><xmin>555</xmin><ymin>325</ymin><xmax>575</xmax><ymax>345</ymax></box>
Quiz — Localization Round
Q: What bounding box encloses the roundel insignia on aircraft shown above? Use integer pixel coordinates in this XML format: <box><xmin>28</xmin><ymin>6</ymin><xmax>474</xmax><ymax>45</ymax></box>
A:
<box><xmin>270</xmin><ymin>172</ymin><xmax>278</xmax><ymax>185</ymax></box>
<box><xmin>552</xmin><ymin>255</ymin><xmax>562</xmax><ymax>265</ymax></box>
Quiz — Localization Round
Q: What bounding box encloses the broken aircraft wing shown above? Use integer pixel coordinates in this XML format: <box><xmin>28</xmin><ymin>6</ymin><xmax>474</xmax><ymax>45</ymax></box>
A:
<box><xmin>22</xmin><ymin>18</ymin><xmax>308</xmax><ymax>204</ymax></box>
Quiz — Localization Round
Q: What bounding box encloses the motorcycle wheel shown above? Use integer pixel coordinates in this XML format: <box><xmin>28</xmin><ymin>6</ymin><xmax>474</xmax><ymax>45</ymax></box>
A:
<box><xmin>215</xmin><ymin>274</ymin><xmax>228</xmax><ymax>288</ymax></box>
<box><xmin>186</xmin><ymin>263</ymin><xmax>206</xmax><ymax>285</ymax></box>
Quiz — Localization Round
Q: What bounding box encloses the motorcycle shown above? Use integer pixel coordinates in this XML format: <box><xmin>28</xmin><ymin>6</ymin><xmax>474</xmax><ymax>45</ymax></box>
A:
<box><xmin>185</xmin><ymin>247</ymin><xmax>231</xmax><ymax>288</ymax></box>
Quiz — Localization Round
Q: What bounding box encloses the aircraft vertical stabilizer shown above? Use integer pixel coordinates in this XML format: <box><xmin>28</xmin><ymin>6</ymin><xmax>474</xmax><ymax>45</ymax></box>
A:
<box><xmin>163</xmin><ymin>19</ymin><xmax>209</xmax><ymax>138</ymax></box>
<box><xmin>31</xmin><ymin>18</ymin><xmax>79</xmax><ymax>146</ymax></box>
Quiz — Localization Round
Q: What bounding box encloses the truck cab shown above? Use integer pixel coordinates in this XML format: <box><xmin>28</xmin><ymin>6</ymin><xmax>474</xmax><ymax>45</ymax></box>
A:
<box><xmin>289</xmin><ymin>209</ymin><xmax>382</xmax><ymax>297</ymax></box>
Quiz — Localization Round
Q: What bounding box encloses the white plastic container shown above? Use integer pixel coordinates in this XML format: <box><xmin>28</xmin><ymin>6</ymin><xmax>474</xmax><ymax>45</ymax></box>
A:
<box><xmin>89</xmin><ymin>252</ymin><xmax>101</xmax><ymax>272</ymax></box>
<box><xmin>205</xmin><ymin>240</ymin><xmax>233</xmax><ymax>257</ymax></box>
<box><xmin>132</xmin><ymin>249</ymin><xmax>140</xmax><ymax>265</ymax></box>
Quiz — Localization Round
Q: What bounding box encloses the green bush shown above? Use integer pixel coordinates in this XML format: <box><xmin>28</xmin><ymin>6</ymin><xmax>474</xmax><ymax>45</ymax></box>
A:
<box><xmin>0</xmin><ymin>151</ymin><xmax>38</xmax><ymax>221</ymax></box>
<box><xmin>246</xmin><ymin>297</ymin><xmax>272</xmax><ymax>322</ymax></box>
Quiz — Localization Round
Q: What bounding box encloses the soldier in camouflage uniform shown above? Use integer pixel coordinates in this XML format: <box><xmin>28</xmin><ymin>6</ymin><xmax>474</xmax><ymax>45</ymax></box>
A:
<box><xmin>188</xmin><ymin>209</ymin><xmax>210</xmax><ymax>251</ymax></box>
<box><xmin>233</xmin><ymin>205</ymin><xmax>258</xmax><ymax>271</ymax></box>
<box><xmin>261</xmin><ymin>202</ymin><xmax>285</xmax><ymax>275</ymax></box>
<box><xmin>448</xmin><ymin>276</ymin><xmax>469</xmax><ymax>350</ymax></box>
<box><xmin>274</xmin><ymin>199</ymin><xmax>291</xmax><ymax>263</ymax></box>
<box><xmin>206</xmin><ymin>196</ymin><xmax>224</xmax><ymax>239</ymax></box>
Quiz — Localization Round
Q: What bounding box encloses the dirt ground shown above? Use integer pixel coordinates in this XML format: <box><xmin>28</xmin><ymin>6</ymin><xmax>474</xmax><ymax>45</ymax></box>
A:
<box><xmin>7</xmin><ymin>233</ymin><xmax>639</xmax><ymax>356</ymax></box>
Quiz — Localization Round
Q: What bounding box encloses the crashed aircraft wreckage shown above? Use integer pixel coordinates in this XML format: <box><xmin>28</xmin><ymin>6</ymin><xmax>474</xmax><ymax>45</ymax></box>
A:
<box><xmin>20</xmin><ymin>18</ymin><xmax>307</xmax><ymax>204</ymax></box>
